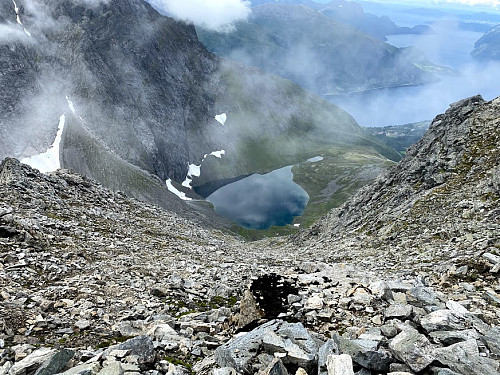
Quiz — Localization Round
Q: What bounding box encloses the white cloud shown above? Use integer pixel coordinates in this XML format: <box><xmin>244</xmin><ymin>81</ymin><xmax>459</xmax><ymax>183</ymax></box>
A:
<box><xmin>147</xmin><ymin>0</ymin><xmax>251</xmax><ymax>31</ymax></box>
<box><xmin>0</xmin><ymin>24</ymin><xmax>29</xmax><ymax>42</ymax></box>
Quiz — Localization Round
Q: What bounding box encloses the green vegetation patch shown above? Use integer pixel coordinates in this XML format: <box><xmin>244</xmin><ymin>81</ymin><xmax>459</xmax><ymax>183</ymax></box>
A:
<box><xmin>363</xmin><ymin>121</ymin><xmax>431</xmax><ymax>156</ymax></box>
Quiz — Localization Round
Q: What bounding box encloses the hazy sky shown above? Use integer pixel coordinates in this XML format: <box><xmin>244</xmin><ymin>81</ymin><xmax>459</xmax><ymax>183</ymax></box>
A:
<box><xmin>311</xmin><ymin>0</ymin><xmax>499</xmax><ymax>9</ymax></box>
<box><xmin>357</xmin><ymin>0</ymin><xmax>500</xmax><ymax>9</ymax></box>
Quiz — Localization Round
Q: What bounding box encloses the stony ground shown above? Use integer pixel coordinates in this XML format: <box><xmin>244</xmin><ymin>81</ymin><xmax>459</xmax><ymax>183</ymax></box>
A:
<box><xmin>1</xmin><ymin>154</ymin><xmax>499</xmax><ymax>375</ymax></box>
<box><xmin>0</xmin><ymin>96</ymin><xmax>499</xmax><ymax>375</ymax></box>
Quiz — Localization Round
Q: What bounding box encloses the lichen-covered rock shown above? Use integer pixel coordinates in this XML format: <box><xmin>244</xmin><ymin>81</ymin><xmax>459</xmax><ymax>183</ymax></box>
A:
<box><xmin>326</xmin><ymin>354</ymin><xmax>354</xmax><ymax>375</ymax></box>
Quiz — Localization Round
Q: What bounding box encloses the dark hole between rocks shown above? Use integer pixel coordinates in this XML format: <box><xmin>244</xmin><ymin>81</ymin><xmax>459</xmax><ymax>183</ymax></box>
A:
<box><xmin>0</xmin><ymin>226</ymin><xmax>18</xmax><ymax>238</ymax></box>
<box><xmin>250</xmin><ymin>274</ymin><xmax>298</xmax><ymax>319</ymax></box>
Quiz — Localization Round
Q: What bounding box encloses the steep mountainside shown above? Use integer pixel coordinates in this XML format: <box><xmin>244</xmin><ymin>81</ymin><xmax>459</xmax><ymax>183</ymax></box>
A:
<box><xmin>0</xmin><ymin>0</ymin><xmax>398</xmax><ymax>221</ymax></box>
<box><xmin>472</xmin><ymin>24</ymin><xmax>500</xmax><ymax>60</ymax></box>
<box><xmin>197</xmin><ymin>4</ymin><xmax>440</xmax><ymax>95</ymax></box>
<box><xmin>1</xmin><ymin>93</ymin><xmax>499</xmax><ymax>374</ymax></box>
<box><xmin>296</xmin><ymin>95</ymin><xmax>499</xmax><ymax>272</ymax></box>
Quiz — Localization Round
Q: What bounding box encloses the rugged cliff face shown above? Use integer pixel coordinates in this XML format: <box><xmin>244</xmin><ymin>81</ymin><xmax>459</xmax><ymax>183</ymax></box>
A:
<box><xmin>0</xmin><ymin>0</ymin><xmax>397</xmax><ymax>218</ymax></box>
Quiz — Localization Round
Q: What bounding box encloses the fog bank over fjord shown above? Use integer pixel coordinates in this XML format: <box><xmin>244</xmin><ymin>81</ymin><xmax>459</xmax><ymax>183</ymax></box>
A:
<box><xmin>328</xmin><ymin>3</ymin><xmax>500</xmax><ymax>126</ymax></box>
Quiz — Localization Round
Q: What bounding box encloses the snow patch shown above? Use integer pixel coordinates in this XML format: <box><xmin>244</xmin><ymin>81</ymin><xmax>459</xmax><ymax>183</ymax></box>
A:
<box><xmin>166</xmin><ymin>179</ymin><xmax>192</xmax><ymax>200</ymax></box>
<box><xmin>215</xmin><ymin>113</ymin><xmax>227</xmax><ymax>125</ymax></box>
<box><xmin>180</xmin><ymin>149</ymin><xmax>226</xmax><ymax>190</ymax></box>
<box><xmin>66</xmin><ymin>96</ymin><xmax>85</xmax><ymax>121</ymax></box>
<box><xmin>187</xmin><ymin>163</ymin><xmax>201</xmax><ymax>177</ymax></box>
<box><xmin>182</xmin><ymin>178</ymin><xmax>192</xmax><ymax>188</ymax></box>
<box><xmin>307</xmin><ymin>156</ymin><xmax>324</xmax><ymax>163</ymax></box>
<box><xmin>66</xmin><ymin>96</ymin><xmax>76</xmax><ymax>115</ymax></box>
<box><xmin>21</xmin><ymin>115</ymin><xmax>65</xmax><ymax>173</ymax></box>
<box><xmin>294</xmin><ymin>224</ymin><xmax>301</xmax><ymax>228</ymax></box>
<box><xmin>182</xmin><ymin>163</ymin><xmax>201</xmax><ymax>189</ymax></box>
<box><xmin>207</xmin><ymin>150</ymin><xmax>225</xmax><ymax>159</ymax></box>
<box><xmin>12</xmin><ymin>0</ymin><xmax>31</xmax><ymax>36</ymax></box>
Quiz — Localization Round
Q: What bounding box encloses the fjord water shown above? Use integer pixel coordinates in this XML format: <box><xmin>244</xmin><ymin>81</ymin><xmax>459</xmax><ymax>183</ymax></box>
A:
<box><xmin>327</xmin><ymin>5</ymin><xmax>500</xmax><ymax>127</ymax></box>
<box><xmin>206</xmin><ymin>166</ymin><xmax>309</xmax><ymax>230</ymax></box>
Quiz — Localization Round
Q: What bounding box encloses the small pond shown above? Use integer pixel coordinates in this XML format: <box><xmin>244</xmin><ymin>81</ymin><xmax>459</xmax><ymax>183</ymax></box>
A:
<box><xmin>205</xmin><ymin>166</ymin><xmax>309</xmax><ymax>230</ymax></box>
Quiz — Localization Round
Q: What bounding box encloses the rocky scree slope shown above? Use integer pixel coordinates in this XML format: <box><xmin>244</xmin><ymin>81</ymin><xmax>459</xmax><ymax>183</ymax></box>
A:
<box><xmin>1</xmin><ymin>95</ymin><xmax>500</xmax><ymax>374</ymax></box>
<box><xmin>0</xmin><ymin>0</ymin><xmax>397</xmax><ymax>219</ymax></box>
<box><xmin>298</xmin><ymin>95</ymin><xmax>499</xmax><ymax>253</ymax></box>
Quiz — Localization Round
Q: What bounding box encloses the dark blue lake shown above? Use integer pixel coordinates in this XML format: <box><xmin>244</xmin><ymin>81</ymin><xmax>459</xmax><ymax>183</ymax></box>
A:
<box><xmin>206</xmin><ymin>166</ymin><xmax>309</xmax><ymax>230</ymax></box>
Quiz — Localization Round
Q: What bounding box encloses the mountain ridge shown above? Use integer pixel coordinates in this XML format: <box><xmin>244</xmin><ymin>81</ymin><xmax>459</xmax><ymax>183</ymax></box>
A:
<box><xmin>472</xmin><ymin>24</ymin><xmax>500</xmax><ymax>60</ymax></box>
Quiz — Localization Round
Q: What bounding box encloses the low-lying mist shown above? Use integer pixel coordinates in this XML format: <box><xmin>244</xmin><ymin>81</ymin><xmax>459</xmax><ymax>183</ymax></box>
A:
<box><xmin>328</xmin><ymin>16</ymin><xmax>500</xmax><ymax>127</ymax></box>
<box><xmin>329</xmin><ymin>60</ymin><xmax>500</xmax><ymax>126</ymax></box>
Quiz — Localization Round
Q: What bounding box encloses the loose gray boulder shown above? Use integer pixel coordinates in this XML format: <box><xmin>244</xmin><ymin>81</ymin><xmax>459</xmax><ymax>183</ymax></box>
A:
<box><xmin>388</xmin><ymin>328</ymin><xmax>435</xmax><ymax>372</ymax></box>
<box><xmin>215</xmin><ymin>320</ymin><xmax>319</xmax><ymax>374</ymax></box>
<box><xmin>34</xmin><ymin>349</ymin><xmax>75</xmax><ymax>375</ymax></box>
<box><xmin>420</xmin><ymin>310</ymin><xmax>469</xmax><ymax>333</ymax></box>
<box><xmin>333</xmin><ymin>334</ymin><xmax>392</xmax><ymax>372</ymax></box>
<box><xmin>117</xmin><ymin>336</ymin><xmax>155</xmax><ymax>366</ymax></box>
<box><xmin>432</xmin><ymin>339</ymin><xmax>500</xmax><ymax>375</ymax></box>
<box><xmin>8</xmin><ymin>348</ymin><xmax>56</xmax><ymax>375</ymax></box>
<box><xmin>262</xmin><ymin>358</ymin><xmax>289</xmax><ymax>375</ymax></box>
<box><xmin>318</xmin><ymin>340</ymin><xmax>340</xmax><ymax>375</ymax></box>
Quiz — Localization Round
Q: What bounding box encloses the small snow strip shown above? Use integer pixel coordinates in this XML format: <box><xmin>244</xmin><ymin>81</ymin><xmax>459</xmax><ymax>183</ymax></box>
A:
<box><xmin>183</xmin><ymin>150</ymin><xmax>225</xmax><ymax>189</ymax></box>
<box><xmin>203</xmin><ymin>150</ymin><xmax>225</xmax><ymax>160</ymax></box>
<box><xmin>187</xmin><ymin>164</ymin><xmax>201</xmax><ymax>177</ymax></box>
<box><xmin>182</xmin><ymin>163</ymin><xmax>201</xmax><ymax>189</ymax></box>
<box><xmin>66</xmin><ymin>96</ymin><xmax>85</xmax><ymax>121</ymax></box>
<box><xmin>21</xmin><ymin>114</ymin><xmax>65</xmax><ymax>173</ymax></box>
<box><xmin>66</xmin><ymin>96</ymin><xmax>77</xmax><ymax>115</ymax></box>
<box><xmin>166</xmin><ymin>179</ymin><xmax>192</xmax><ymax>200</ymax></box>
<box><xmin>215</xmin><ymin>113</ymin><xmax>227</xmax><ymax>126</ymax></box>
<box><xmin>182</xmin><ymin>178</ymin><xmax>192</xmax><ymax>188</ymax></box>
<box><xmin>12</xmin><ymin>0</ymin><xmax>31</xmax><ymax>36</ymax></box>
<box><xmin>307</xmin><ymin>156</ymin><xmax>324</xmax><ymax>163</ymax></box>
<box><xmin>209</xmin><ymin>150</ymin><xmax>225</xmax><ymax>158</ymax></box>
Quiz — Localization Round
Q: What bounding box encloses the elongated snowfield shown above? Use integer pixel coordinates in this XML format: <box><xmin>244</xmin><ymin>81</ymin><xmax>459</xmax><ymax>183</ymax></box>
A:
<box><xmin>21</xmin><ymin>115</ymin><xmax>65</xmax><ymax>173</ymax></box>
<box><xmin>166</xmin><ymin>179</ymin><xmax>192</xmax><ymax>200</ymax></box>
<box><xmin>12</xmin><ymin>0</ymin><xmax>31</xmax><ymax>36</ymax></box>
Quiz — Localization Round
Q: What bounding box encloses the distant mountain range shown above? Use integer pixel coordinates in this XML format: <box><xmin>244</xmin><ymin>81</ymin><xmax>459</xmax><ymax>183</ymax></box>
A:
<box><xmin>249</xmin><ymin>0</ymin><xmax>434</xmax><ymax>40</ymax></box>
<box><xmin>198</xmin><ymin>4</ymin><xmax>443</xmax><ymax>95</ymax></box>
<box><xmin>472</xmin><ymin>24</ymin><xmax>500</xmax><ymax>60</ymax></box>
